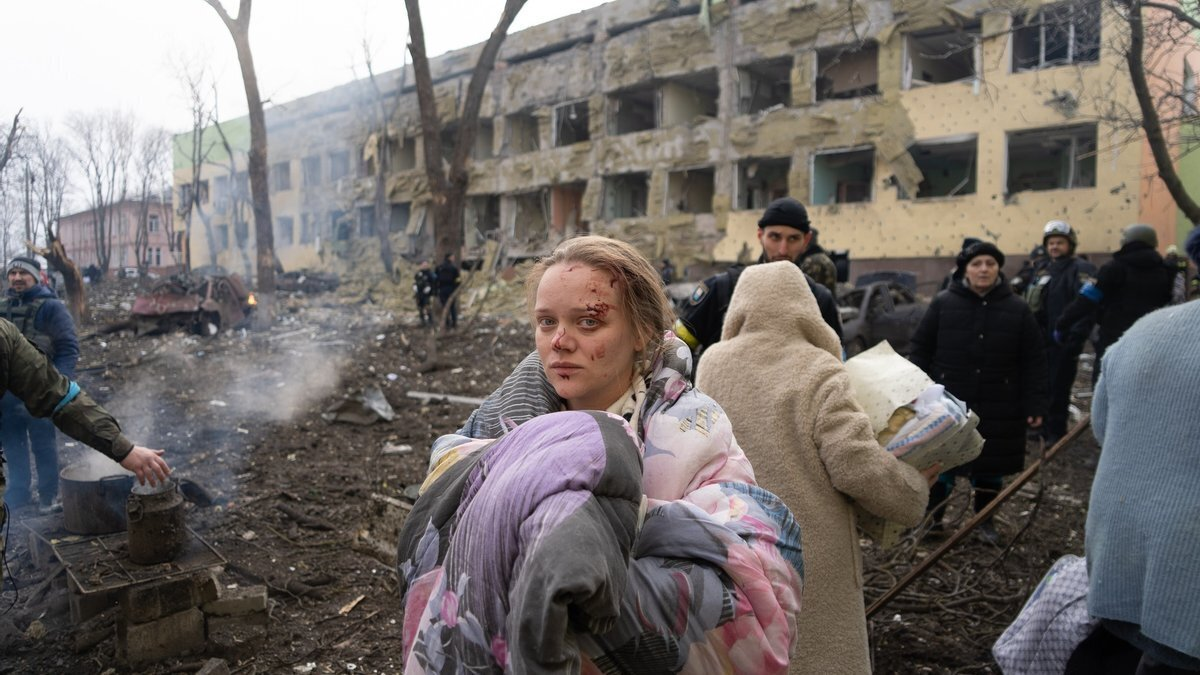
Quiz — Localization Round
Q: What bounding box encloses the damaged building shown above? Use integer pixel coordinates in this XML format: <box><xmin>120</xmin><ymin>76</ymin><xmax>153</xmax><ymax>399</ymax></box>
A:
<box><xmin>173</xmin><ymin>0</ymin><xmax>1198</xmax><ymax>284</ymax></box>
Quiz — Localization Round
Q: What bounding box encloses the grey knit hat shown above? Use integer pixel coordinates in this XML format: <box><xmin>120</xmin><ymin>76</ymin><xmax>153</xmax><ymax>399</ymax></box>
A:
<box><xmin>8</xmin><ymin>256</ymin><xmax>41</xmax><ymax>278</ymax></box>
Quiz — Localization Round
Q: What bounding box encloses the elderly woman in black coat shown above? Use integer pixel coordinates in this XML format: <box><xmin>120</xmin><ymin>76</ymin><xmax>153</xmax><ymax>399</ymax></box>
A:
<box><xmin>909</xmin><ymin>241</ymin><xmax>1048</xmax><ymax>544</ymax></box>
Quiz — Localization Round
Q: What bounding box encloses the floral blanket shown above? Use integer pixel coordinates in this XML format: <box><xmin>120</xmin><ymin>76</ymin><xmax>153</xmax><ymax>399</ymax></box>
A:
<box><xmin>398</xmin><ymin>338</ymin><xmax>804</xmax><ymax>673</ymax></box>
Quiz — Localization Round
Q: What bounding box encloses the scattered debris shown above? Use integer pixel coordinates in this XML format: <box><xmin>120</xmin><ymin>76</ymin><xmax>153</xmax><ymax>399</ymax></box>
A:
<box><xmin>321</xmin><ymin>386</ymin><xmax>396</xmax><ymax>425</ymax></box>
<box><xmin>381</xmin><ymin>443</ymin><xmax>412</xmax><ymax>455</ymax></box>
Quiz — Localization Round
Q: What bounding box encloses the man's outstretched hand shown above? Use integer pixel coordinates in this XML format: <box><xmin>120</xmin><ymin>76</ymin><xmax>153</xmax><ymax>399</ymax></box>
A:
<box><xmin>120</xmin><ymin>446</ymin><xmax>171</xmax><ymax>486</ymax></box>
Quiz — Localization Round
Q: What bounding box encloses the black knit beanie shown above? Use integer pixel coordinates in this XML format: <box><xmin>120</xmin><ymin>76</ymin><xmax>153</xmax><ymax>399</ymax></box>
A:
<box><xmin>958</xmin><ymin>241</ymin><xmax>1006</xmax><ymax>270</ymax></box>
<box><xmin>758</xmin><ymin>198</ymin><xmax>810</xmax><ymax>232</ymax></box>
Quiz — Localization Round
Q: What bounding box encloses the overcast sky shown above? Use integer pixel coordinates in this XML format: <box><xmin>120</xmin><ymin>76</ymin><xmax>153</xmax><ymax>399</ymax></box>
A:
<box><xmin>3</xmin><ymin>0</ymin><xmax>609</xmax><ymax>136</ymax></box>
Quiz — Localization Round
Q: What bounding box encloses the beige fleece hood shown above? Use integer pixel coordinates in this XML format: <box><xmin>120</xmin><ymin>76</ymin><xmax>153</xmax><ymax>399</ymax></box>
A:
<box><xmin>721</xmin><ymin>261</ymin><xmax>841</xmax><ymax>359</ymax></box>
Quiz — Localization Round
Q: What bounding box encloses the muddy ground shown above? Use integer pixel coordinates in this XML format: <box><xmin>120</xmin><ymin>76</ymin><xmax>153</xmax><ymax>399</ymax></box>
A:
<box><xmin>0</xmin><ymin>279</ymin><xmax>1096</xmax><ymax>674</ymax></box>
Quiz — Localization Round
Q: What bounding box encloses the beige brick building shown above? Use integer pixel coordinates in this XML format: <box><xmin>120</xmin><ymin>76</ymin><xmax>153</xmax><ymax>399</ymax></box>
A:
<box><xmin>173</xmin><ymin>0</ymin><xmax>1197</xmax><ymax>284</ymax></box>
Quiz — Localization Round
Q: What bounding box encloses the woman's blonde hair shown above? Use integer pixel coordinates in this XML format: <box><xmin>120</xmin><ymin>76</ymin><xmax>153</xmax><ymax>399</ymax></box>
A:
<box><xmin>526</xmin><ymin>236</ymin><xmax>675</xmax><ymax>363</ymax></box>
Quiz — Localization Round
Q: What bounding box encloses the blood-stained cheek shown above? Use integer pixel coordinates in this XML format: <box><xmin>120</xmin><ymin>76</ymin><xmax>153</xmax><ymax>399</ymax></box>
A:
<box><xmin>590</xmin><ymin>343</ymin><xmax>607</xmax><ymax>361</ymax></box>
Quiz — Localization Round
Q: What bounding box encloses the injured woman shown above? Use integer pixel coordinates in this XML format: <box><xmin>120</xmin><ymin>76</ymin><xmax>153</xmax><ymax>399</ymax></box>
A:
<box><xmin>397</xmin><ymin>236</ymin><xmax>804</xmax><ymax>674</ymax></box>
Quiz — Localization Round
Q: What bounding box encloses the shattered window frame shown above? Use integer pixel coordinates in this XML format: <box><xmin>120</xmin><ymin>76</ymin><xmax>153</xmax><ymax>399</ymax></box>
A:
<box><xmin>737</xmin><ymin>57</ymin><xmax>793</xmax><ymax>114</ymax></box>
<box><xmin>1005</xmin><ymin>123</ymin><xmax>1097</xmax><ymax>193</ymax></box>
<box><xmin>302</xmin><ymin>155</ymin><xmax>321</xmax><ymax>187</ymax></box>
<box><xmin>608</xmin><ymin>84</ymin><xmax>659</xmax><ymax>135</ymax></box>
<box><xmin>815</xmin><ymin>41</ymin><xmax>880</xmax><ymax>102</ymax></box>
<box><xmin>329</xmin><ymin>150</ymin><xmax>351</xmax><ymax>182</ymax></box>
<box><xmin>270</xmin><ymin>160</ymin><xmax>292</xmax><ymax>193</ymax></box>
<box><xmin>902</xmin><ymin>24</ymin><xmax>982</xmax><ymax>90</ymax></box>
<box><xmin>275</xmin><ymin>215</ymin><xmax>295</xmax><ymax>246</ymax></box>
<box><xmin>900</xmin><ymin>136</ymin><xmax>978</xmax><ymax>200</ymax></box>
<box><xmin>504</xmin><ymin>112</ymin><xmax>541</xmax><ymax>155</ymax></box>
<box><xmin>665</xmin><ymin>167</ymin><xmax>716</xmax><ymax>215</ymax></box>
<box><xmin>659</xmin><ymin>70</ymin><xmax>720</xmax><ymax>126</ymax></box>
<box><xmin>1011</xmin><ymin>0</ymin><xmax>1101</xmax><ymax>72</ymax></box>
<box><xmin>811</xmin><ymin>146</ymin><xmax>876</xmax><ymax>205</ymax></box>
<box><xmin>736</xmin><ymin>157</ymin><xmax>791</xmax><ymax>211</ymax></box>
<box><xmin>300</xmin><ymin>213</ymin><xmax>318</xmax><ymax>245</ymax></box>
<box><xmin>603</xmin><ymin>172</ymin><xmax>650</xmax><ymax>219</ymax></box>
<box><xmin>553</xmin><ymin>100</ymin><xmax>590</xmax><ymax>147</ymax></box>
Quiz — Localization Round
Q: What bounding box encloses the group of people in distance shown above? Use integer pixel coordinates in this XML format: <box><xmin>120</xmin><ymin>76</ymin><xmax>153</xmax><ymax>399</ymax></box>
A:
<box><xmin>397</xmin><ymin>196</ymin><xmax>1200</xmax><ymax>674</ymax></box>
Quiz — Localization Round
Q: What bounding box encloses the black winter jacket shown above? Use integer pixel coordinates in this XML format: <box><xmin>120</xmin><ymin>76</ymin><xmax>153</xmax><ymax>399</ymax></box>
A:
<box><xmin>1029</xmin><ymin>256</ymin><xmax>1096</xmax><ymax>348</ymax></box>
<box><xmin>909</xmin><ymin>280</ymin><xmax>1049</xmax><ymax>476</ymax></box>
<box><xmin>1055</xmin><ymin>242</ymin><xmax>1173</xmax><ymax>351</ymax></box>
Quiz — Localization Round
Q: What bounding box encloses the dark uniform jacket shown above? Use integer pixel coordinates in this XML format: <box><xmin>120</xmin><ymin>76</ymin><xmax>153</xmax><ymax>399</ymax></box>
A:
<box><xmin>0</xmin><ymin>318</ymin><xmax>132</xmax><ymax>461</ymax></box>
<box><xmin>413</xmin><ymin>269</ymin><xmax>435</xmax><ymax>305</ymax></box>
<box><xmin>676</xmin><ymin>259</ymin><xmax>843</xmax><ymax>354</ymax></box>
<box><xmin>1055</xmin><ymin>241</ymin><xmax>1174</xmax><ymax>351</ymax></box>
<box><xmin>435</xmin><ymin>260</ymin><xmax>461</xmax><ymax>301</ymax></box>
<box><xmin>798</xmin><ymin>247</ymin><xmax>837</xmax><ymax>299</ymax></box>
<box><xmin>1028</xmin><ymin>256</ymin><xmax>1096</xmax><ymax>348</ymax></box>
<box><xmin>909</xmin><ymin>280</ymin><xmax>1048</xmax><ymax>476</ymax></box>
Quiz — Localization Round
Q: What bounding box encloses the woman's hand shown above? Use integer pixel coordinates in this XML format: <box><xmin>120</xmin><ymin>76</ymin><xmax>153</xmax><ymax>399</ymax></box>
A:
<box><xmin>120</xmin><ymin>446</ymin><xmax>171</xmax><ymax>486</ymax></box>
<box><xmin>919</xmin><ymin>463</ymin><xmax>943</xmax><ymax>487</ymax></box>
<box><xmin>1027</xmin><ymin>416</ymin><xmax>1043</xmax><ymax>429</ymax></box>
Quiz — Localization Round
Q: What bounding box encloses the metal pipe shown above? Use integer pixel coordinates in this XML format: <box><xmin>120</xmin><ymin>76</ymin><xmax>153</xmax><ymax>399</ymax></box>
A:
<box><xmin>865</xmin><ymin>414</ymin><xmax>1091</xmax><ymax>619</ymax></box>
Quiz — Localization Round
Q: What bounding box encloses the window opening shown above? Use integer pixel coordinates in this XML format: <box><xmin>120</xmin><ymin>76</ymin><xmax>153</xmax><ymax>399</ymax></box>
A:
<box><xmin>811</xmin><ymin>147</ymin><xmax>875</xmax><ymax>205</ymax></box>
<box><xmin>1012</xmin><ymin>1</ymin><xmax>1101</xmax><ymax>72</ymax></box>
<box><xmin>903</xmin><ymin>24</ymin><xmax>980</xmax><ymax>89</ymax></box>
<box><xmin>666</xmin><ymin>168</ymin><xmax>715</xmax><ymax>214</ymax></box>
<box><xmin>609</xmin><ymin>84</ymin><xmax>657</xmax><ymax>135</ymax></box>
<box><xmin>737</xmin><ymin>158</ymin><xmax>790</xmax><ymax>210</ymax></box>
<box><xmin>1006</xmin><ymin>124</ymin><xmax>1097</xmax><ymax>193</ymax></box>
<box><xmin>604</xmin><ymin>172</ymin><xmax>650</xmax><ymax>219</ymax></box>
<box><xmin>737</xmin><ymin>58</ymin><xmax>792</xmax><ymax>113</ymax></box>
<box><xmin>816</xmin><ymin>42</ymin><xmax>879</xmax><ymax>101</ymax></box>
<box><xmin>554</xmin><ymin>101</ymin><xmax>590</xmax><ymax>146</ymax></box>
<box><xmin>901</xmin><ymin>137</ymin><xmax>977</xmax><ymax>199</ymax></box>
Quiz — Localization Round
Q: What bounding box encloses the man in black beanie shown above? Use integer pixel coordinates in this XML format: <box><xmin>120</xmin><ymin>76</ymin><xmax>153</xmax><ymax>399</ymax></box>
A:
<box><xmin>674</xmin><ymin>197</ymin><xmax>842</xmax><ymax>358</ymax></box>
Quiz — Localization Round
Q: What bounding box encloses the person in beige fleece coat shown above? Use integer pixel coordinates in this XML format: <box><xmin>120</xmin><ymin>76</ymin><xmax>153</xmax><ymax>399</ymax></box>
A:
<box><xmin>696</xmin><ymin>261</ymin><xmax>935</xmax><ymax>675</ymax></box>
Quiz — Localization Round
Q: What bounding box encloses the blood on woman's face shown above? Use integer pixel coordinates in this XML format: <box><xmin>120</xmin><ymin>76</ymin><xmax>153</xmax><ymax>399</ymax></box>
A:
<box><xmin>534</xmin><ymin>263</ymin><xmax>643</xmax><ymax>411</ymax></box>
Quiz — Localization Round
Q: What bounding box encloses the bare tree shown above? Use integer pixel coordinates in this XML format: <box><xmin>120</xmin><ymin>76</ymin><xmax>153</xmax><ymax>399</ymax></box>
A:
<box><xmin>24</xmin><ymin>128</ymin><xmax>86</xmax><ymax>321</ymax></box>
<box><xmin>404</xmin><ymin>0</ymin><xmax>527</xmax><ymax>261</ymax></box>
<box><xmin>202</xmin><ymin>0</ymin><xmax>275</xmax><ymax>328</ymax></box>
<box><xmin>175</xmin><ymin>65</ymin><xmax>222</xmax><ymax>269</ymax></box>
<box><xmin>0</xmin><ymin>110</ymin><xmax>21</xmax><ymax>178</ymax></box>
<box><xmin>131</xmin><ymin>127</ymin><xmax>170</xmax><ymax>277</ymax></box>
<box><xmin>361</xmin><ymin>43</ymin><xmax>406</xmax><ymax>279</ymax></box>
<box><xmin>68</xmin><ymin>110</ymin><xmax>135</xmax><ymax>276</ymax></box>
<box><xmin>1113</xmin><ymin>0</ymin><xmax>1200</xmax><ymax>225</ymax></box>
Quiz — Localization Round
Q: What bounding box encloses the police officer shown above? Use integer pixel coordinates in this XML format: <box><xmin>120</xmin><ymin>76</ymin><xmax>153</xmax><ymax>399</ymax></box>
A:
<box><xmin>435</xmin><ymin>253</ymin><xmax>461</xmax><ymax>329</ymax></box>
<box><xmin>413</xmin><ymin>260</ymin><xmax>435</xmax><ymax>327</ymax></box>
<box><xmin>1025</xmin><ymin>221</ymin><xmax>1095</xmax><ymax>444</ymax></box>
<box><xmin>674</xmin><ymin>197</ymin><xmax>842</xmax><ymax>357</ymax></box>
<box><xmin>1056</xmin><ymin>224</ymin><xmax>1174</xmax><ymax>383</ymax></box>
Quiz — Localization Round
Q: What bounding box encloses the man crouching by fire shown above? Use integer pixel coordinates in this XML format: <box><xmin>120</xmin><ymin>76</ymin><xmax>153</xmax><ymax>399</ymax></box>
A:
<box><xmin>1</xmin><ymin>317</ymin><xmax>169</xmax><ymax>584</ymax></box>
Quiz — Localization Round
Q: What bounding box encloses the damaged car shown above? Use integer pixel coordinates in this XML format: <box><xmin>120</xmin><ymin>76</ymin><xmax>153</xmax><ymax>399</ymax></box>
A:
<box><xmin>128</xmin><ymin>271</ymin><xmax>255</xmax><ymax>336</ymax></box>
<box><xmin>839</xmin><ymin>271</ymin><xmax>929</xmax><ymax>357</ymax></box>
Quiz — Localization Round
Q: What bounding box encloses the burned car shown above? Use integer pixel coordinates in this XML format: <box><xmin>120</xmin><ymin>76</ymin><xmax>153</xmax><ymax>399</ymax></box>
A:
<box><xmin>839</xmin><ymin>271</ymin><xmax>929</xmax><ymax>357</ymax></box>
<box><xmin>130</xmin><ymin>271</ymin><xmax>255</xmax><ymax>336</ymax></box>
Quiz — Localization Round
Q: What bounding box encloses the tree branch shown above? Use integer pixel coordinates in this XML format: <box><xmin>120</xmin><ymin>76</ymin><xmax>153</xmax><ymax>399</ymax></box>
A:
<box><xmin>1124</xmin><ymin>0</ymin><xmax>1200</xmax><ymax>225</ymax></box>
<box><xmin>0</xmin><ymin>109</ymin><xmax>22</xmax><ymax>176</ymax></box>
<box><xmin>1140</xmin><ymin>0</ymin><xmax>1200</xmax><ymax>32</ymax></box>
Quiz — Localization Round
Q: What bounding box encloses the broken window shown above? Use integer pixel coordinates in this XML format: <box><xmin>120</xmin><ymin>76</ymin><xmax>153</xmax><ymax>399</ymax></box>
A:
<box><xmin>213</xmin><ymin>176</ymin><xmax>229</xmax><ymax>211</ymax></box>
<box><xmin>666</xmin><ymin>167</ymin><xmax>715</xmax><ymax>214</ymax></box>
<box><xmin>554</xmin><ymin>101</ymin><xmax>590</xmax><ymax>146</ymax></box>
<box><xmin>390</xmin><ymin>137</ymin><xmax>417</xmax><ymax>171</ymax></box>
<box><xmin>179</xmin><ymin>184</ymin><xmax>192</xmax><ymax>206</ymax></box>
<box><xmin>300</xmin><ymin>213</ymin><xmax>318</xmax><ymax>244</ymax></box>
<box><xmin>737</xmin><ymin>158</ymin><xmax>790</xmax><ymax>210</ymax></box>
<box><xmin>275</xmin><ymin>216</ymin><xmax>294</xmax><ymax>245</ymax></box>
<box><xmin>738</xmin><ymin>58</ymin><xmax>792</xmax><ymax>114</ymax></box>
<box><xmin>465</xmin><ymin>195</ymin><xmax>500</xmax><ymax>245</ymax></box>
<box><xmin>609</xmin><ymin>84</ymin><xmax>657</xmax><ymax>135</ymax></box>
<box><xmin>604</xmin><ymin>172</ymin><xmax>650</xmax><ymax>219</ymax></box>
<box><xmin>811</xmin><ymin>147</ymin><xmax>875</xmax><ymax>205</ymax></box>
<box><xmin>332</xmin><ymin>210</ymin><xmax>351</xmax><ymax>241</ymax></box>
<box><xmin>551</xmin><ymin>183</ymin><xmax>587</xmax><ymax>234</ymax></box>
<box><xmin>505</xmin><ymin>113</ymin><xmax>539</xmax><ymax>155</ymax></box>
<box><xmin>512</xmin><ymin>191</ymin><xmax>550</xmax><ymax>243</ymax></box>
<box><xmin>441</xmin><ymin>122</ymin><xmax>495</xmax><ymax>162</ymax></box>
<box><xmin>329</xmin><ymin>151</ymin><xmax>350</xmax><ymax>181</ymax></box>
<box><xmin>902</xmin><ymin>136</ymin><xmax>977</xmax><ymax>199</ymax></box>
<box><xmin>1012</xmin><ymin>0</ymin><xmax>1101</xmax><ymax>72</ymax></box>
<box><xmin>903</xmin><ymin>24</ymin><xmax>980</xmax><ymax>89</ymax></box>
<box><xmin>816</xmin><ymin>42</ymin><xmax>879</xmax><ymax>101</ymax></box>
<box><xmin>358</xmin><ymin>207</ymin><xmax>376</xmax><ymax>237</ymax></box>
<box><xmin>1006</xmin><ymin>124</ymin><xmax>1097</xmax><ymax>193</ymax></box>
<box><xmin>390</xmin><ymin>202</ymin><xmax>411</xmax><ymax>233</ymax></box>
<box><xmin>271</xmin><ymin>161</ymin><xmax>292</xmax><ymax>193</ymax></box>
<box><xmin>216</xmin><ymin>224</ymin><xmax>229</xmax><ymax>251</ymax></box>
<box><xmin>660</xmin><ymin>71</ymin><xmax>719</xmax><ymax>127</ymax></box>
<box><xmin>302</xmin><ymin>156</ymin><xmax>321</xmax><ymax>186</ymax></box>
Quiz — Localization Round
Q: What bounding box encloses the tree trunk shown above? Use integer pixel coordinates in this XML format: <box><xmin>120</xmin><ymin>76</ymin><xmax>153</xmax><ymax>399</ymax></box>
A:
<box><xmin>36</xmin><ymin>237</ymin><xmax>86</xmax><ymax>324</ymax></box>
<box><xmin>374</xmin><ymin>134</ymin><xmax>396</xmax><ymax>278</ymax></box>
<box><xmin>1124</xmin><ymin>0</ymin><xmax>1200</xmax><ymax>226</ymax></box>
<box><xmin>404</xmin><ymin>0</ymin><xmax>528</xmax><ymax>263</ymax></box>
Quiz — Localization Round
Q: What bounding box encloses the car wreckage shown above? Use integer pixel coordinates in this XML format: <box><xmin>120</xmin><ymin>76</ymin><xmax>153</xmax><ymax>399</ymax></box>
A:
<box><xmin>129</xmin><ymin>272</ymin><xmax>255</xmax><ymax>336</ymax></box>
<box><xmin>839</xmin><ymin>272</ymin><xmax>929</xmax><ymax>357</ymax></box>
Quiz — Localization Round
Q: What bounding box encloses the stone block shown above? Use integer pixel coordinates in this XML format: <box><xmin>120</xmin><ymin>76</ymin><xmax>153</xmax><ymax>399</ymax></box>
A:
<box><xmin>117</xmin><ymin>607</ymin><xmax>205</xmax><ymax>666</ymax></box>
<box><xmin>196</xmin><ymin>570</ymin><xmax>222</xmax><ymax>604</ymax></box>
<box><xmin>67</xmin><ymin>577</ymin><xmax>117</xmax><ymax>625</ymax></box>
<box><xmin>121</xmin><ymin>575</ymin><xmax>200</xmax><ymax>625</ymax></box>
<box><xmin>203</xmin><ymin>585</ymin><xmax>267</xmax><ymax>617</ymax></box>
<box><xmin>196</xmin><ymin>657</ymin><xmax>231</xmax><ymax>675</ymax></box>
<box><xmin>207</xmin><ymin>610</ymin><xmax>269</xmax><ymax>629</ymax></box>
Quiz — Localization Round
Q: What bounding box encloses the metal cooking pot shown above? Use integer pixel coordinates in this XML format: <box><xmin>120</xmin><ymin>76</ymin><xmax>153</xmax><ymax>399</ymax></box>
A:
<box><xmin>59</xmin><ymin>462</ymin><xmax>136</xmax><ymax>535</ymax></box>
<box><xmin>127</xmin><ymin>478</ymin><xmax>187</xmax><ymax>565</ymax></box>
